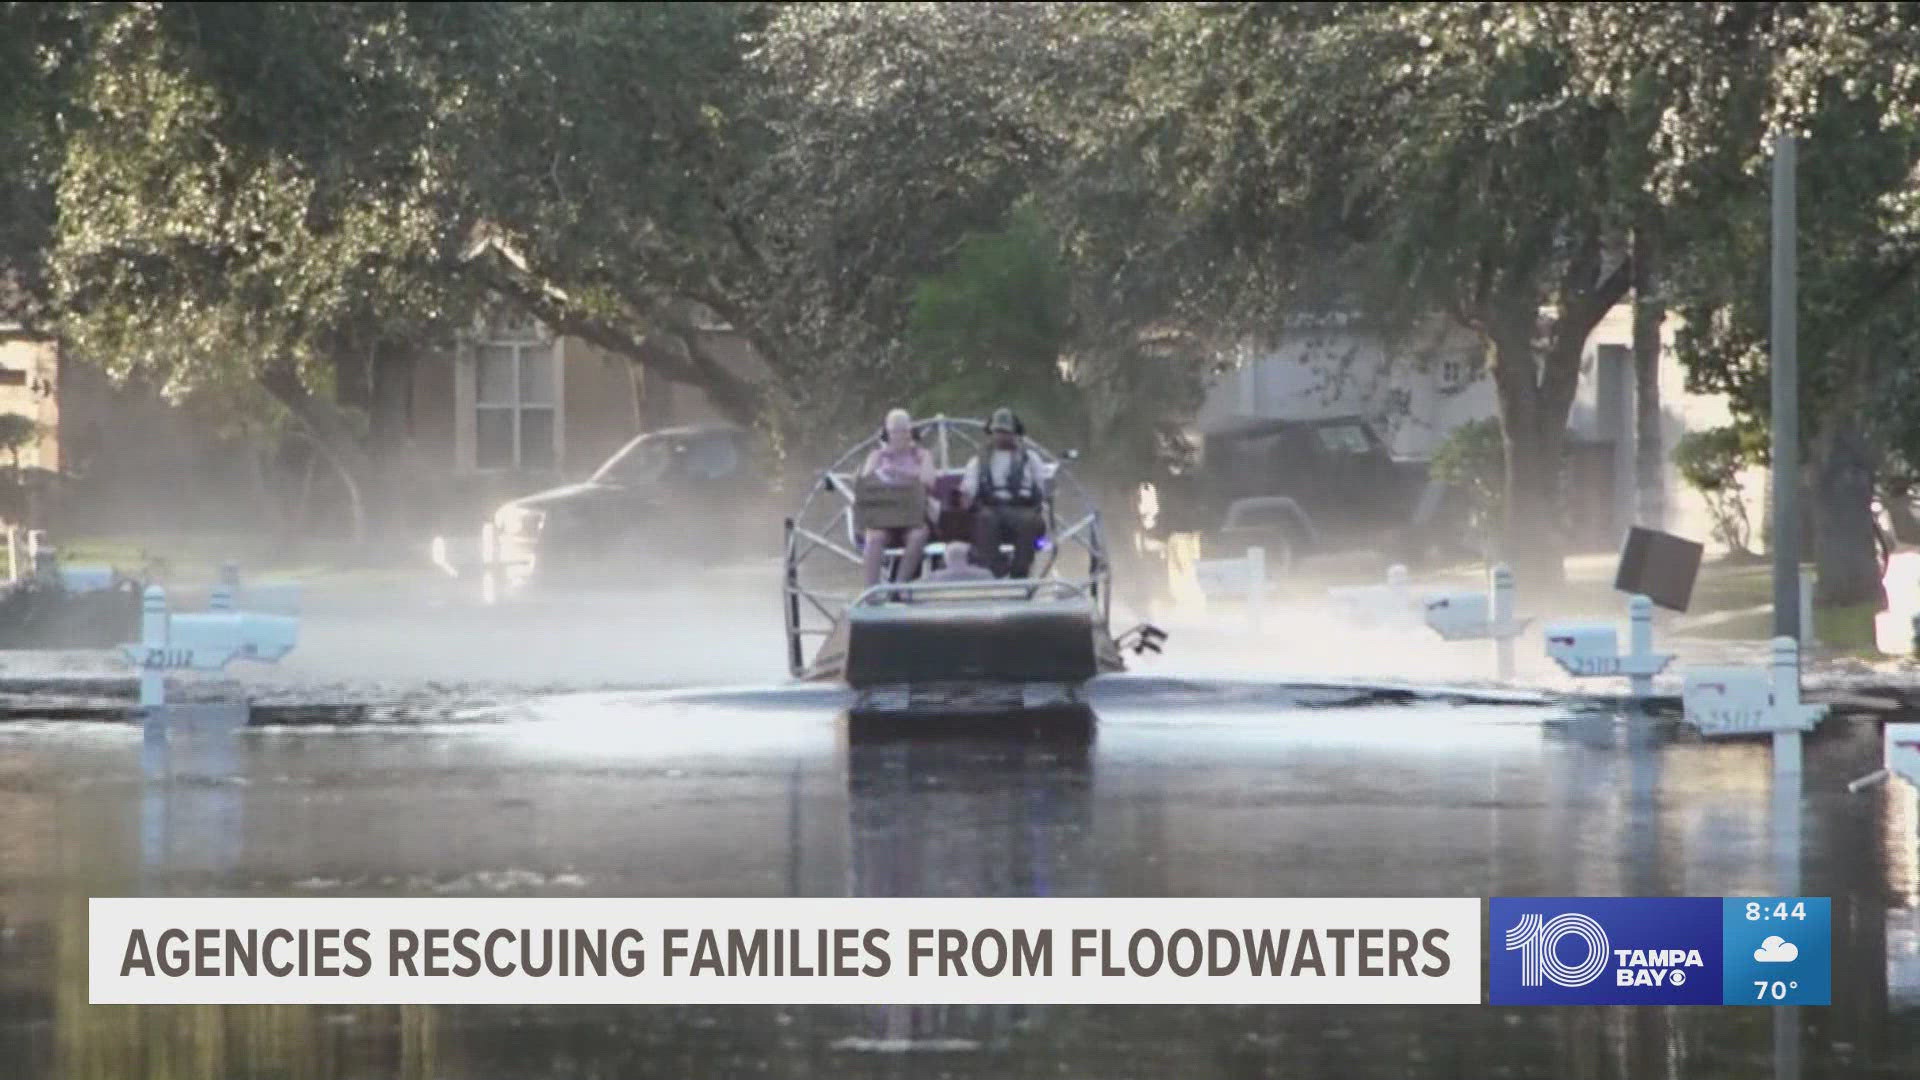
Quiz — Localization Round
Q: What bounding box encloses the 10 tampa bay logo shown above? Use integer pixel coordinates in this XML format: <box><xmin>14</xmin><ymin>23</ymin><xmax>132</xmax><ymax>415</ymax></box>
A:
<box><xmin>1489</xmin><ymin>899</ymin><xmax>1723</xmax><ymax>1005</ymax></box>
<box><xmin>1505</xmin><ymin>912</ymin><xmax>1705</xmax><ymax>989</ymax></box>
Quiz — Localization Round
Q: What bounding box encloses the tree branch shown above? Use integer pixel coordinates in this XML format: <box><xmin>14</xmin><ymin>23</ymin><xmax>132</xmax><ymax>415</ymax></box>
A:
<box><xmin>461</xmin><ymin>250</ymin><xmax>765</xmax><ymax>425</ymax></box>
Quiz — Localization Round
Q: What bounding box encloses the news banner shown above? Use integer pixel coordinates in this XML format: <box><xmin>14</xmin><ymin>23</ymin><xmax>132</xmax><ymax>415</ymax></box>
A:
<box><xmin>88</xmin><ymin>896</ymin><xmax>1831</xmax><ymax>1007</ymax></box>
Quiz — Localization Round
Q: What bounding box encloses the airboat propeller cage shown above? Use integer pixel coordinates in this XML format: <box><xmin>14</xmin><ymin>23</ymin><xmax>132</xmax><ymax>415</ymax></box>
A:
<box><xmin>782</xmin><ymin>415</ymin><xmax>1122</xmax><ymax>691</ymax></box>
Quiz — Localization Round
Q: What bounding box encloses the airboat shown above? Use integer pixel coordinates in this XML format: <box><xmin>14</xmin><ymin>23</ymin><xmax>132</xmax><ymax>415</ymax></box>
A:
<box><xmin>782</xmin><ymin>415</ymin><xmax>1165</xmax><ymax>716</ymax></box>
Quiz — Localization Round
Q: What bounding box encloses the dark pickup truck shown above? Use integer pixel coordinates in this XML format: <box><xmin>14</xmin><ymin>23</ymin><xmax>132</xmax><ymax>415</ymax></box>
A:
<box><xmin>483</xmin><ymin>423</ymin><xmax>776</xmax><ymax>588</ymax></box>
<box><xmin>1150</xmin><ymin>415</ymin><xmax>1471</xmax><ymax>571</ymax></box>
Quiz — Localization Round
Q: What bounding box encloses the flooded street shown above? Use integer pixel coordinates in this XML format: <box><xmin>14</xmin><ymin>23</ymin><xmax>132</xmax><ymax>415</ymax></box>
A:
<box><xmin>2</xmin><ymin>679</ymin><xmax>1919</xmax><ymax>1078</ymax></box>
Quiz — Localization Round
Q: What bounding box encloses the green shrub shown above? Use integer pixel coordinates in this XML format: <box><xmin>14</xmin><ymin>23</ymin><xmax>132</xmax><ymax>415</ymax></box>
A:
<box><xmin>1430</xmin><ymin>417</ymin><xmax>1505</xmax><ymax>553</ymax></box>
<box><xmin>1673</xmin><ymin>426</ymin><xmax>1757</xmax><ymax>556</ymax></box>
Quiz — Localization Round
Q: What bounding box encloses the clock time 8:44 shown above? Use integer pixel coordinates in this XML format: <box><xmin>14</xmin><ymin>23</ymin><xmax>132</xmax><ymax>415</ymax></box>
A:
<box><xmin>1746</xmin><ymin>901</ymin><xmax>1808</xmax><ymax>921</ymax></box>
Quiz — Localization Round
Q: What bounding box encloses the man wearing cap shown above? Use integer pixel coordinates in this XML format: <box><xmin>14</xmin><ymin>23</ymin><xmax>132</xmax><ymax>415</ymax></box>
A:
<box><xmin>960</xmin><ymin>407</ymin><xmax>1053</xmax><ymax>578</ymax></box>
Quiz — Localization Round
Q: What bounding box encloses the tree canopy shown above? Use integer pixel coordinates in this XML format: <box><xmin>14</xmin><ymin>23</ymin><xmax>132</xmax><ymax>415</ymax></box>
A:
<box><xmin>7</xmin><ymin>1</ymin><xmax>1920</xmax><ymax>588</ymax></box>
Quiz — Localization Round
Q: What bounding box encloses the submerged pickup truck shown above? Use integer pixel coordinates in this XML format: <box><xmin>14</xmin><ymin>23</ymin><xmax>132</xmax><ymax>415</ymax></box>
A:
<box><xmin>1149</xmin><ymin>414</ymin><xmax>1472</xmax><ymax>572</ymax></box>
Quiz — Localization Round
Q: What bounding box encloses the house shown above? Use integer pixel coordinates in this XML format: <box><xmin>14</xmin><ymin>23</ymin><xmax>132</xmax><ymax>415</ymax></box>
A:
<box><xmin>392</xmin><ymin>307</ymin><xmax>763</xmax><ymax>521</ymax></box>
<box><xmin>1193</xmin><ymin>302</ymin><xmax>1758</xmax><ymax>556</ymax></box>
<box><xmin>42</xmin><ymin>306</ymin><xmax>765</xmax><ymax>544</ymax></box>
<box><xmin>0</xmin><ymin>325</ymin><xmax>60</xmax><ymax>534</ymax></box>
<box><xmin>0</xmin><ymin>326</ymin><xmax>60</xmax><ymax>472</ymax></box>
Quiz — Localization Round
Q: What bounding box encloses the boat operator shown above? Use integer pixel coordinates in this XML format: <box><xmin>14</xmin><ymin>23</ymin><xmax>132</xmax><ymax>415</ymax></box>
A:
<box><xmin>959</xmin><ymin>407</ymin><xmax>1053</xmax><ymax>579</ymax></box>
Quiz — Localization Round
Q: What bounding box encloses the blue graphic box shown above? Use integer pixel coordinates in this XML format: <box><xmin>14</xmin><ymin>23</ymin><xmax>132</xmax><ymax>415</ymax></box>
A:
<box><xmin>1721</xmin><ymin>897</ymin><xmax>1832</xmax><ymax>1006</ymax></box>
<box><xmin>1490</xmin><ymin>898</ymin><xmax>1724</xmax><ymax>1006</ymax></box>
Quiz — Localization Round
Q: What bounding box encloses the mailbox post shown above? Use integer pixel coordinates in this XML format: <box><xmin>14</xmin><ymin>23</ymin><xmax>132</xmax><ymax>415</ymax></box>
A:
<box><xmin>138</xmin><ymin>586</ymin><xmax>169</xmax><ymax>711</ymax></box>
<box><xmin>1682</xmin><ymin>638</ymin><xmax>1825</xmax><ymax>755</ymax></box>
<box><xmin>1542</xmin><ymin>594</ymin><xmax>1674</xmax><ymax>698</ymax></box>
<box><xmin>1328</xmin><ymin>563</ymin><xmax>1419</xmax><ymax>628</ymax></box>
<box><xmin>121</xmin><ymin>585</ymin><xmax>301</xmax><ymax>733</ymax></box>
<box><xmin>1422</xmin><ymin>563</ymin><xmax>1527</xmax><ymax>681</ymax></box>
<box><xmin>1681</xmin><ymin>633</ymin><xmax>1826</xmax><ymax>1021</ymax></box>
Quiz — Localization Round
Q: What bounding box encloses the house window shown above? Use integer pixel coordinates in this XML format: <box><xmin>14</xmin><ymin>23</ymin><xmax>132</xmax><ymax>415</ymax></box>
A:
<box><xmin>474</xmin><ymin>340</ymin><xmax>557</xmax><ymax>470</ymax></box>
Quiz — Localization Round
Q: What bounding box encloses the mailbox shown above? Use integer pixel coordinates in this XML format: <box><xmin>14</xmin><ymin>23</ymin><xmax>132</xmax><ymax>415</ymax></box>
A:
<box><xmin>1543</xmin><ymin>622</ymin><xmax>1619</xmax><ymax>674</ymax></box>
<box><xmin>1331</xmin><ymin>583</ymin><xmax>1419</xmax><ymax>627</ymax></box>
<box><xmin>167</xmin><ymin>610</ymin><xmax>300</xmax><ymax>667</ymax></box>
<box><xmin>1889</xmin><ymin>722</ymin><xmax>1920</xmax><ymax>789</ymax></box>
<box><xmin>1195</xmin><ymin>556</ymin><xmax>1262</xmax><ymax>601</ymax></box>
<box><xmin>1682</xmin><ymin>666</ymin><xmax>1776</xmax><ymax>736</ymax></box>
<box><xmin>1422</xmin><ymin>591</ymin><xmax>1490</xmax><ymax>641</ymax></box>
<box><xmin>58</xmin><ymin>566</ymin><xmax>116</xmax><ymax>593</ymax></box>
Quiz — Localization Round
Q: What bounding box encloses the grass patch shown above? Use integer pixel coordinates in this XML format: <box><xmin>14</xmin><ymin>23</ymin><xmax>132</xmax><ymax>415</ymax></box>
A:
<box><xmin>1815</xmin><ymin>602</ymin><xmax>1880</xmax><ymax>654</ymax></box>
<box><xmin>1684</xmin><ymin>558</ymin><xmax>1777</xmax><ymax>612</ymax></box>
<box><xmin>48</xmin><ymin>532</ymin><xmax>427</xmax><ymax>592</ymax></box>
<box><xmin>1680</xmin><ymin>599</ymin><xmax>1883</xmax><ymax>657</ymax></box>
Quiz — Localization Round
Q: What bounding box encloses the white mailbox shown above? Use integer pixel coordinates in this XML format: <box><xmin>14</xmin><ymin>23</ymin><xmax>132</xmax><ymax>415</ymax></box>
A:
<box><xmin>1683</xmin><ymin>666</ymin><xmax>1778</xmax><ymax>736</ymax></box>
<box><xmin>128</xmin><ymin>611</ymin><xmax>300</xmax><ymax>672</ymax></box>
<box><xmin>121</xmin><ymin>586</ymin><xmax>302</xmax><ymax>714</ymax></box>
<box><xmin>1423</xmin><ymin>591</ymin><xmax>1491</xmax><ymax>641</ymax></box>
<box><xmin>1889</xmin><ymin>722</ymin><xmax>1920</xmax><ymax>789</ymax></box>
<box><xmin>58</xmin><ymin>566</ymin><xmax>116</xmax><ymax>593</ymax></box>
<box><xmin>1194</xmin><ymin>558</ymin><xmax>1253</xmax><ymax>600</ymax></box>
<box><xmin>1543</xmin><ymin>622</ymin><xmax>1620</xmax><ymax>675</ymax></box>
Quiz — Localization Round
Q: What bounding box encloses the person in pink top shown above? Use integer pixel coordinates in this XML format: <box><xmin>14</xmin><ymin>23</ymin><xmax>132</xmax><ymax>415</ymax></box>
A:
<box><xmin>859</xmin><ymin>408</ymin><xmax>937</xmax><ymax>587</ymax></box>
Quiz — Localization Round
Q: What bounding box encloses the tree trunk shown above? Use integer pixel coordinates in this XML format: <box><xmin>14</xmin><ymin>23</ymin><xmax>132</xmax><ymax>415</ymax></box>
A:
<box><xmin>1489</xmin><ymin>325</ymin><xmax>1573</xmax><ymax>591</ymax></box>
<box><xmin>1481</xmin><ymin>211</ymin><xmax>1632</xmax><ymax>592</ymax></box>
<box><xmin>1812</xmin><ymin>419</ymin><xmax>1886</xmax><ymax>609</ymax></box>
<box><xmin>368</xmin><ymin>343</ymin><xmax>415</xmax><ymax>544</ymax></box>
<box><xmin>1501</xmin><ymin>402</ymin><xmax>1569</xmax><ymax>590</ymax></box>
<box><xmin>1631</xmin><ymin>220</ymin><xmax>1666</xmax><ymax>530</ymax></box>
<box><xmin>257</xmin><ymin>361</ymin><xmax>374</xmax><ymax>550</ymax></box>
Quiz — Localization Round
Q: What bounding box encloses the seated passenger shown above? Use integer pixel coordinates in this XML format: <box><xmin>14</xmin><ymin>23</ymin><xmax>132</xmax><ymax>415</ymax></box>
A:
<box><xmin>858</xmin><ymin>408</ymin><xmax>936</xmax><ymax>588</ymax></box>
<box><xmin>959</xmin><ymin>407</ymin><xmax>1053</xmax><ymax>579</ymax></box>
<box><xmin>924</xmin><ymin>541</ymin><xmax>995</xmax><ymax>583</ymax></box>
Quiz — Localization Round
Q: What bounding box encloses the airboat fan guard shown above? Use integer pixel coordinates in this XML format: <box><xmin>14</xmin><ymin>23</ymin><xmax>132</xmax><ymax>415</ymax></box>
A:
<box><xmin>780</xmin><ymin>415</ymin><xmax>1128</xmax><ymax>703</ymax></box>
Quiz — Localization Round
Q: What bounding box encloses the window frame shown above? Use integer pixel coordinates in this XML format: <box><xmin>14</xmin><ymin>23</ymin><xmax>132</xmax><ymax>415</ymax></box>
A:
<box><xmin>465</xmin><ymin>328</ymin><xmax>562</xmax><ymax>474</ymax></box>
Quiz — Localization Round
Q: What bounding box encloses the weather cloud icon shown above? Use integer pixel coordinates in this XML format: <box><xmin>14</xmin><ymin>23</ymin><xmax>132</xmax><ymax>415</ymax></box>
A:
<box><xmin>1754</xmin><ymin>936</ymin><xmax>1800</xmax><ymax>964</ymax></box>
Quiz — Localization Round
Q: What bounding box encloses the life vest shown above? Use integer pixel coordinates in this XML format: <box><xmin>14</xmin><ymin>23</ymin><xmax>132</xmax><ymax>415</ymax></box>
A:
<box><xmin>976</xmin><ymin>448</ymin><xmax>1041</xmax><ymax>507</ymax></box>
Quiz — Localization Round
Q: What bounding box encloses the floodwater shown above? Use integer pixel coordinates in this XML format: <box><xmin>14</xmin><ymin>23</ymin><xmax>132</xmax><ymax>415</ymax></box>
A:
<box><xmin>2</xmin><ymin>682</ymin><xmax>1919</xmax><ymax>1078</ymax></box>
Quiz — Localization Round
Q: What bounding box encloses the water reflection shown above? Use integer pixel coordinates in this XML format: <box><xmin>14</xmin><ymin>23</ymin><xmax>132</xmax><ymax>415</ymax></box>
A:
<box><xmin>3</xmin><ymin>701</ymin><xmax>1920</xmax><ymax>1077</ymax></box>
<box><xmin>842</xmin><ymin>733</ymin><xmax>1096</xmax><ymax>1056</ymax></box>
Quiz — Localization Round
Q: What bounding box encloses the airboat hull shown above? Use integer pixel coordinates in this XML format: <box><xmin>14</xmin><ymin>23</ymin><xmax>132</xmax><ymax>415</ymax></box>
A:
<box><xmin>804</xmin><ymin>597</ymin><xmax>1124</xmax><ymax>713</ymax></box>
<box><xmin>844</xmin><ymin>596</ymin><xmax>1105</xmax><ymax>687</ymax></box>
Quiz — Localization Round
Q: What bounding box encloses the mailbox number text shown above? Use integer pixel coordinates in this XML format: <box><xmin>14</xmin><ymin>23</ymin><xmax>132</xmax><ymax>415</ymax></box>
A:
<box><xmin>140</xmin><ymin>647</ymin><xmax>196</xmax><ymax>669</ymax></box>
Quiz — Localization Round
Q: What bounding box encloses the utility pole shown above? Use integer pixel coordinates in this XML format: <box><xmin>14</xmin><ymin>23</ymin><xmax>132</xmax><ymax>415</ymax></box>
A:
<box><xmin>1771</xmin><ymin>133</ymin><xmax>1800</xmax><ymax>642</ymax></box>
<box><xmin>1768</xmin><ymin>128</ymin><xmax>1803</xmax><ymax>1080</ymax></box>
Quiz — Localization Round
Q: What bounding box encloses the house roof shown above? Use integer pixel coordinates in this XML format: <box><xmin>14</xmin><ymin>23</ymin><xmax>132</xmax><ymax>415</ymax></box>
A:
<box><xmin>1197</xmin><ymin>413</ymin><xmax>1378</xmax><ymax>439</ymax></box>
